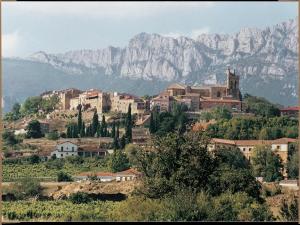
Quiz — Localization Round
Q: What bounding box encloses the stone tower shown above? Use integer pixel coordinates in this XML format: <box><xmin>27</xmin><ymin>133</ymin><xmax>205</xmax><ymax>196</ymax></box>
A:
<box><xmin>226</xmin><ymin>68</ymin><xmax>240</xmax><ymax>99</ymax></box>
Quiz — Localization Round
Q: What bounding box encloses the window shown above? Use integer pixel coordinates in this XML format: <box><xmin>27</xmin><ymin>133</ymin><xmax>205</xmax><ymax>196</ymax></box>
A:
<box><xmin>249</xmin><ymin>148</ymin><xmax>252</xmax><ymax>151</ymax></box>
<box><xmin>217</xmin><ymin>91</ymin><xmax>221</xmax><ymax>98</ymax></box>
<box><xmin>72</xmin><ymin>147</ymin><xmax>74</xmax><ymax>152</ymax></box>
<box><xmin>243</xmin><ymin>148</ymin><xmax>246</xmax><ymax>151</ymax></box>
<box><xmin>61</xmin><ymin>154</ymin><xmax>63</xmax><ymax>157</ymax></box>
<box><xmin>66</xmin><ymin>152</ymin><xmax>68</xmax><ymax>155</ymax></box>
<box><xmin>277</xmin><ymin>145</ymin><xmax>280</xmax><ymax>150</ymax></box>
<box><xmin>61</xmin><ymin>146</ymin><xmax>63</xmax><ymax>151</ymax></box>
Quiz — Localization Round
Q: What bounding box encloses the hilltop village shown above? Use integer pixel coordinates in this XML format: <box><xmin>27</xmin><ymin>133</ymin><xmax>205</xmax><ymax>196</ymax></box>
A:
<box><xmin>2</xmin><ymin>68</ymin><xmax>299</xmax><ymax>222</ymax></box>
<box><xmin>3</xmin><ymin>68</ymin><xmax>298</xmax><ymax>171</ymax></box>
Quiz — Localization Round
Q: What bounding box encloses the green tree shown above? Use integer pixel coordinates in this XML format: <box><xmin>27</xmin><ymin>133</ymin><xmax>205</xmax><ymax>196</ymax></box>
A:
<box><xmin>109</xmin><ymin>150</ymin><xmax>130</xmax><ymax>173</ymax></box>
<box><xmin>212</xmin><ymin>107</ymin><xmax>232</xmax><ymax>120</ymax></box>
<box><xmin>10</xmin><ymin>177</ymin><xmax>42</xmax><ymax>199</ymax></box>
<box><xmin>28</xmin><ymin>154</ymin><xmax>41</xmax><ymax>164</ymax></box>
<box><xmin>149</xmin><ymin>112</ymin><xmax>155</xmax><ymax>134</ymax></box>
<box><xmin>133</xmin><ymin>131</ymin><xmax>216</xmax><ymax>198</ymax></box>
<box><xmin>57</xmin><ymin>171</ymin><xmax>73</xmax><ymax>182</ymax></box>
<box><xmin>46</xmin><ymin>130</ymin><xmax>60</xmax><ymax>140</ymax></box>
<box><xmin>251</xmin><ymin>145</ymin><xmax>283</xmax><ymax>182</ymax></box>
<box><xmin>77</xmin><ymin>104</ymin><xmax>82</xmax><ymax>135</ymax></box>
<box><xmin>92</xmin><ymin>110</ymin><xmax>99</xmax><ymax>137</ymax></box>
<box><xmin>26</xmin><ymin>120</ymin><xmax>43</xmax><ymax>138</ymax></box>
<box><xmin>287</xmin><ymin>151</ymin><xmax>298</xmax><ymax>179</ymax></box>
<box><xmin>69</xmin><ymin>192</ymin><xmax>92</xmax><ymax>204</ymax></box>
<box><xmin>125</xmin><ymin>104</ymin><xmax>132</xmax><ymax>143</ymax></box>
<box><xmin>80</xmin><ymin>121</ymin><xmax>86</xmax><ymax>137</ymax></box>
<box><xmin>120</xmin><ymin>135</ymin><xmax>126</xmax><ymax>149</ymax></box>
<box><xmin>11</xmin><ymin>102</ymin><xmax>21</xmax><ymax>120</ymax></box>
<box><xmin>2</xmin><ymin>130</ymin><xmax>18</xmax><ymax>146</ymax></box>
<box><xmin>279</xmin><ymin>197</ymin><xmax>298</xmax><ymax>222</ymax></box>
<box><xmin>21</xmin><ymin>96</ymin><xmax>43</xmax><ymax>115</ymax></box>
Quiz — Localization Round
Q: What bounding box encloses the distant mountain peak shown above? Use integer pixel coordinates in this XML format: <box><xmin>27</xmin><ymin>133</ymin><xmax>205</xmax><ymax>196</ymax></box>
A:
<box><xmin>5</xmin><ymin>18</ymin><xmax>297</xmax><ymax>109</ymax></box>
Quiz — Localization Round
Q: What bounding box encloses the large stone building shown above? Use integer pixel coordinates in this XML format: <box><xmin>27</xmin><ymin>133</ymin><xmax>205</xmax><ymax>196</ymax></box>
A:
<box><xmin>41</xmin><ymin>88</ymin><xmax>82</xmax><ymax>110</ymax></box>
<box><xmin>209</xmin><ymin>137</ymin><xmax>297</xmax><ymax>177</ymax></box>
<box><xmin>151</xmin><ymin>68</ymin><xmax>242</xmax><ymax>112</ymax></box>
<box><xmin>70</xmin><ymin>89</ymin><xmax>111</xmax><ymax>113</ymax></box>
<box><xmin>111</xmin><ymin>92</ymin><xmax>146</xmax><ymax>114</ymax></box>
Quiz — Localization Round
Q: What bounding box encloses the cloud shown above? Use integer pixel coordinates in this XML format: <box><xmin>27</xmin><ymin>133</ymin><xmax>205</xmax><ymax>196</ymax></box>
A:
<box><xmin>2</xmin><ymin>31</ymin><xmax>21</xmax><ymax>57</ymax></box>
<box><xmin>161</xmin><ymin>27</ymin><xmax>211</xmax><ymax>39</ymax></box>
<box><xmin>3</xmin><ymin>2</ymin><xmax>215</xmax><ymax>19</ymax></box>
<box><xmin>190</xmin><ymin>27</ymin><xmax>211</xmax><ymax>39</ymax></box>
<box><xmin>161</xmin><ymin>32</ymin><xmax>184</xmax><ymax>39</ymax></box>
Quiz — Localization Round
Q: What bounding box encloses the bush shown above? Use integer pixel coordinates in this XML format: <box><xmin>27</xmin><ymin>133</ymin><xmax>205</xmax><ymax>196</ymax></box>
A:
<box><xmin>10</xmin><ymin>177</ymin><xmax>42</xmax><ymax>200</ymax></box>
<box><xmin>45</xmin><ymin>158</ymin><xmax>65</xmax><ymax>170</ymax></box>
<box><xmin>69</xmin><ymin>192</ymin><xmax>92</xmax><ymax>204</ymax></box>
<box><xmin>57</xmin><ymin>171</ymin><xmax>73</xmax><ymax>182</ymax></box>
<box><xmin>66</xmin><ymin>155</ymin><xmax>84</xmax><ymax>165</ymax></box>
<box><xmin>46</xmin><ymin>131</ymin><xmax>60</xmax><ymax>140</ymax></box>
<box><xmin>28</xmin><ymin>155</ymin><xmax>41</xmax><ymax>164</ymax></box>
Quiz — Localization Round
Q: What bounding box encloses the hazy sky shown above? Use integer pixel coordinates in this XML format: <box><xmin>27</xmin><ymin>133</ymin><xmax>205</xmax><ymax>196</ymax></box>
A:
<box><xmin>2</xmin><ymin>1</ymin><xmax>297</xmax><ymax>57</ymax></box>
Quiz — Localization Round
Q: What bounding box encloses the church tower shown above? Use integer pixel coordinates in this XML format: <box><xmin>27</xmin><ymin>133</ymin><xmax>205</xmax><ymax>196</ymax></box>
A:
<box><xmin>226</xmin><ymin>67</ymin><xmax>240</xmax><ymax>99</ymax></box>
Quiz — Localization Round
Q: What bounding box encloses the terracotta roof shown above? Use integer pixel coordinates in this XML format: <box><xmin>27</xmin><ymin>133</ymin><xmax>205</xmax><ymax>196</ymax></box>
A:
<box><xmin>270</xmin><ymin>138</ymin><xmax>297</xmax><ymax>144</ymax></box>
<box><xmin>116</xmin><ymin>168</ymin><xmax>142</xmax><ymax>176</ymax></box>
<box><xmin>77</xmin><ymin>172</ymin><xmax>115</xmax><ymax>177</ymax></box>
<box><xmin>200</xmin><ymin>98</ymin><xmax>241</xmax><ymax>103</ymax></box>
<box><xmin>280</xmin><ymin>106</ymin><xmax>299</xmax><ymax>112</ymax></box>
<box><xmin>211</xmin><ymin>138</ymin><xmax>297</xmax><ymax>146</ymax></box>
<box><xmin>211</xmin><ymin>138</ymin><xmax>236</xmax><ymax>145</ymax></box>
<box><xmin>234</xmin><ymin>140</ymin><xmax>273</xmax><ymax>146</ymax></box>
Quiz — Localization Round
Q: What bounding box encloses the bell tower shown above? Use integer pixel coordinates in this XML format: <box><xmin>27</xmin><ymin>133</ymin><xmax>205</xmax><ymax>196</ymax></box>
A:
<box><xmin>226</xmin><ymin>67</ymin><xmax>239</xmax><ymax>99</ymax></box>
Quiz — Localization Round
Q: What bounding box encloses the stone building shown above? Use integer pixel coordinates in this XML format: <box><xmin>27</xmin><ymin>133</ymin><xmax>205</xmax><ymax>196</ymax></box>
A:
<box><xmin>111</xmin><ymin>92</ymin><xmax>146</xmax><ymax>114</ymax></box>
<box><xmin>151</xmin><ymin>68</ymin><xmax>242</xmax><ymax>112</ymax></box>
<box><xmin>150</xmin><ymin>91</ymin><xmax>175</xmax><ymax>112</ymax></box>
<box><xmin>70</xmin><ymin>89</ymin><xmax>111</xmax><ymax>113</ymax></box>
<box><xmin>209</xmin><ymin>137</ymin><xmax>297</xmax><ymax>177</ymax></box>
<box><xmin>40</xmin><ymin>88</ymin><xmax>82</xmax><ymax>111</ymax></box>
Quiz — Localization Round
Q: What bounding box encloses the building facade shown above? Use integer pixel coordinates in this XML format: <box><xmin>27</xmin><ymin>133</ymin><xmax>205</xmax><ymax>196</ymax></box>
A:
<box><xmin>151</xmin><ymin>68</ymin><xmax>242</xmax><ymax>112</ymax></box>
<box><xmin>209</xmin><ymin>137</ymin><xmax>297</xmax><ymax>177</ymax></box>
<box><xmin>50</xmin><ymin>141</ymin><xmax>79</xmax><ymax>158</ymax></box>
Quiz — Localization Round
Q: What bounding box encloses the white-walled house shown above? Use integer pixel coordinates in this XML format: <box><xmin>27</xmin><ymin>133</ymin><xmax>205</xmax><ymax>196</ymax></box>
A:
<box><xmin>50</xmin><ymin>141</ymin><xmax>79</xmax><ymax>159</ymax></box>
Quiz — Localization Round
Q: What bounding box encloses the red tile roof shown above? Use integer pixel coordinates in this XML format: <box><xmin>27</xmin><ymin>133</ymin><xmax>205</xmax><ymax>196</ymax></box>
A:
<box><xmin>77</xmin><ymin>172</ymin><xmax>115</xmax><ymax>177</ymax></box>
<box><xmin>116</xmin><ymin>168</ymin><xmax>142</xmax><ymax>176</ymax></box>
<box><xmin>211</xmin><ymin>138</ymin><xmax>297</xmax><ymax>146</ymax></box>
<box><xmin>280</xmin><ymin>106</ymin><xmax>299</xmax><ymax>112</ymax></box>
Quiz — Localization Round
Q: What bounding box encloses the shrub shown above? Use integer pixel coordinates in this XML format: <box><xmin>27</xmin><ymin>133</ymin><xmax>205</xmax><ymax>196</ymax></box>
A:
<box><xmin>10</xmin><ymin>177</ymin><xmax>42</xmax><ymax>200</ymax></box>
<box><xmin>69</xmin><ymin>192</ymin><xmax>92</xmax><ymax>204</ymax></box>
<box><xmin>46</xmin><ymin>131</ymin><xmax>60</xmax><ymax>140</ymax></box>
<box><xmin>57</xmin><ymin>171</ymin><xmax>73</xmax><ymax>182</ymax></box>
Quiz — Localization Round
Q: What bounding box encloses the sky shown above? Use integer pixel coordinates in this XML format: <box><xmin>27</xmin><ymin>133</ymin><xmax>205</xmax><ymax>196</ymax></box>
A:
<box><xmin>2</xmin><ymin>1</ymin><xmax>298</xmax><ymax>58</ymax></box>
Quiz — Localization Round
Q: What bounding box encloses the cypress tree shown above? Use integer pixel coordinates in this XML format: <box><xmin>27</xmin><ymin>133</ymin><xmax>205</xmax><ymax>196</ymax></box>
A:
<box><xmin>77</xmin><ymin>104</ymin><xmax>82</xmax><ymax>134</ymax></box>
<box><xmin>111</xmin><ymin>120</ymin><xmax>116</xmax><ymax>138</ymax></box>
<box><xmin>125</xmin><ymin>104</ymin><xmax>132</xmax><ymax>143</ymax></box>
<box><xmin>80</xmin><ymin>121</ymin><xmax>85</xmax><ymax>137</ymax></box>
<box><xmin>92</xmin><ymin>110</ymin><xmax>99</xmax><ymax>137</ymax></box>
<box><xmin>67</xmin><ymin>125</ymin><xmax>71</xmax><ymax>138</ymax></box>
<box><xmin>116</xmin><ymin>122</ymin><xmax>120</xmax><ymax>139</ymax></box>
<box><xmin>101</xmin><ymin>115</ymin><xmax>107</xmax><ymax>137</ymax></box>
<box><xmin>149</xmin><ymin>112</ymin><xmax>155</xmax><ymax>134</ymax></box>
<box><xmin>120</xmin><ymin>135</ymin><xmax>126</xmax><ymax>149</ymax></box>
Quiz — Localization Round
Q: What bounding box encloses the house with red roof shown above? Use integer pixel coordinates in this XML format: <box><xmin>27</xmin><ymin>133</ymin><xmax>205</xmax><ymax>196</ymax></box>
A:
<box><xmin>280</xmin><ymin>106</ymin><xmax>299</xmax><ymax>118</ymax></box>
